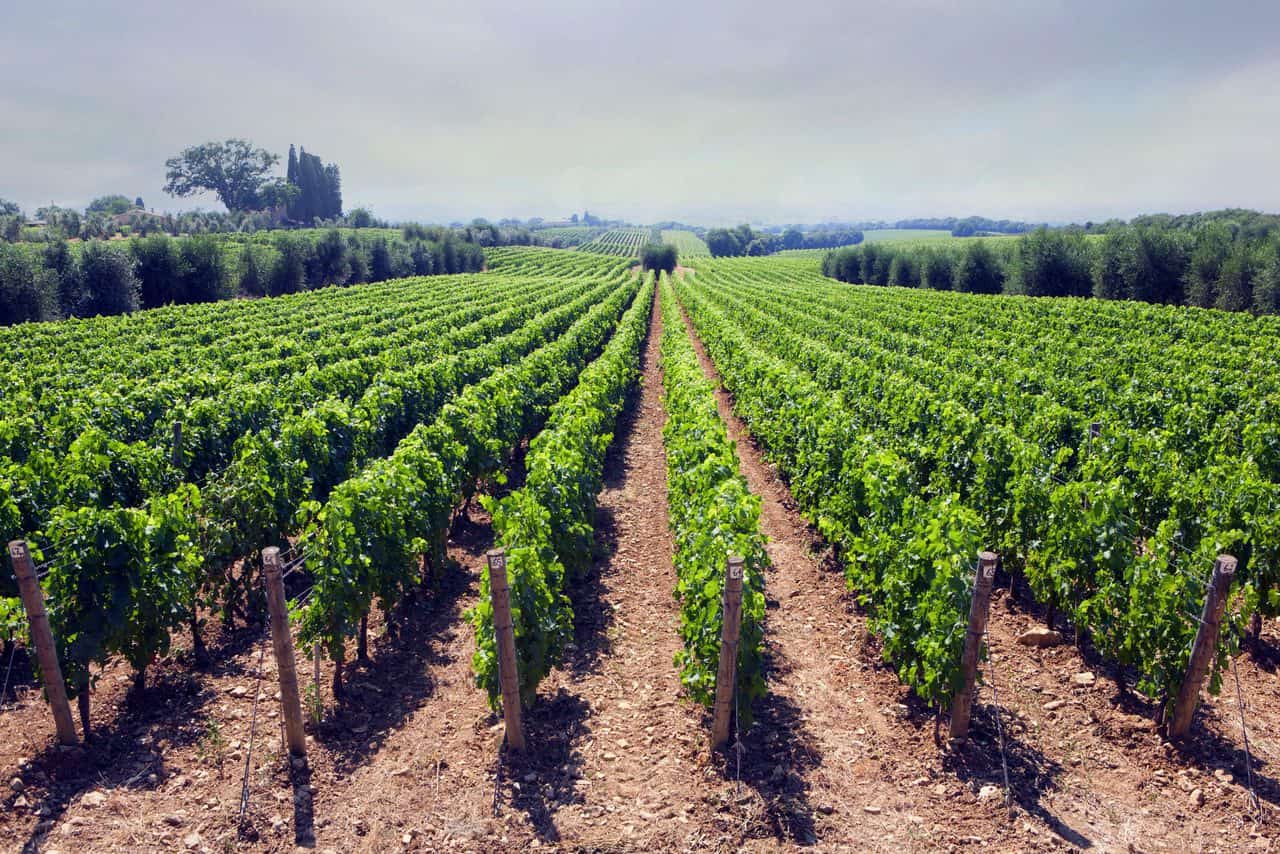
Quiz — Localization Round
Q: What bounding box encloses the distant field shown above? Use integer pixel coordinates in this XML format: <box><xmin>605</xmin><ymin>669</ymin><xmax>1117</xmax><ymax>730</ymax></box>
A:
<box><xmin>661</xmin><ymin>229</ymin><xmax>710</xmax><ymax>257</ymax></box>
<box><xmin>775</xmin><ymin>248</ymin><xmax>829</xmax><ymax>258</ymax></box>
<box><xmin>862</xmin><ymin>228</ymin><xmax>1022</xmax><ymax>245</ymax></box>
<box><xmin>578</xmin><ymin>227</ymin><xmax>649</xmax><ymax>257</ymax></box>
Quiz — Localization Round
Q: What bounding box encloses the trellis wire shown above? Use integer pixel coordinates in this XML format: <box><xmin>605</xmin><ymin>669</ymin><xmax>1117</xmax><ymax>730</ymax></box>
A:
<box><xmin>237</xmin><ymin>641</ymin><xmax>268</xmax><ymax>831</ymax></box>
<box><xmin>1231</xmin><ymin>627</ymin><xmax>1262</xmax><ymax>818</ymax></box>
<box><xmin>0</xmin><ymin>641</ymin><xmax>18</xmax><ymax>710</ymax></box>
<box><xmin>983</xmin><ymin>634</ymin><xmax>1013</xmax><ymax>808</ymax></box>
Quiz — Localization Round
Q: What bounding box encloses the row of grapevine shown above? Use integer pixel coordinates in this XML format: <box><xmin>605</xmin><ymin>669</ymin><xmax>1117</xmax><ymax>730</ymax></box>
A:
<box><xmin>578</xmin><ymin>228</ymin><xmax>649</xmax><ymax>258</ymax></box>
<box><xmin>296</xmin><ymin>272</ymin><xmax>645</xmax><ymax>690</ymax></box>
<box><xmin>658</xmin><ymin>276</ymin><xmax>768</xmax><ymax>721</ymax></box>
<box><xmin>674</xmin><ymin>257</ymin><xmax>1280</xmax><ymax>719</ymax></box>
<box><xmin>469</xmin><ymin>275</ymin><xmax>656</xmax><ymax>708</ymax></box>
<box><xmin>661</xmin><ymin>230</ymin><xmax>710</xmax><ymax>258</ymax></box>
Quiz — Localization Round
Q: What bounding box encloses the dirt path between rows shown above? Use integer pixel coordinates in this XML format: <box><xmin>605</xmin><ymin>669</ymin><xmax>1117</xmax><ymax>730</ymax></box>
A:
<box><xmin>498</xmin><ymin>285</ymin><xmax>719</xmax><ymax>849</ymax></box>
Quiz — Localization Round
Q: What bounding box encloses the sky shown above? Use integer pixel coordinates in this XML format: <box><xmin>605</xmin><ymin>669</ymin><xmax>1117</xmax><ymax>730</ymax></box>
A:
<box><xmin>2</xmin><ymin>0</ymin><xmax>1278</xmax><ymax>226</ymax></box>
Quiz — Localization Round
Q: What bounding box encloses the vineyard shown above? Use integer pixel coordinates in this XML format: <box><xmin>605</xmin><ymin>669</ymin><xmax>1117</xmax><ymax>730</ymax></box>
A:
<box><xmin>661</xmin><ymin>229</ymin><xmax>711</xmax><ymax>257</ymax></box>
<box><xmin>0</xmin><ymin>247</ymin><xmax>1278</xmax><ymax>851</ymax></box>
<box><xmin>577</xmin><ymin>228</ymin><xmax>649</xmax><ymax>257</ymax></box>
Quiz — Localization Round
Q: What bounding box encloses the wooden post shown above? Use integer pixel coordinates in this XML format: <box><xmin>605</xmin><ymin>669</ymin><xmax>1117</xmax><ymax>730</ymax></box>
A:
<box><xmin>711</xmin><ymin>555</ymin><xmax>745</xmax><ymax>750</ymax></box>
<box><xmin>949</xmin><ymin>551</ymin><xmax>999</xmax><ymax>743</ymax></box>
<box><xmin>487</xmin><ymin>549</ymin><xmax>524</xmax><ymax>751</ymax></box>
<box><xmin>1168</xmin><ymin>555</ymin><xmax>1238</xmax><ymax>739</ymax></box>
<box><xmin>262</xmin><ymin>548</ymin><xmax>306</xmax><ymax>757</ymax></box>
<box><xmin>171</xmin><ymin>421</ymin><xmax>183</xmax><ymax>469</ymax></box>
<box><xmin>8</xmin><ymin>541</ymin><xmax>78</xmax><ymax>746</ymax></box>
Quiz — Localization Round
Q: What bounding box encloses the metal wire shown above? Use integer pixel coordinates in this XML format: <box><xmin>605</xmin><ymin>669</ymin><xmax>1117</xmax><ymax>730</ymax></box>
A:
<box><xmin>1231</xmin><ymin>629</ymin><xmax>1262</xmax><ymax>818</ymax></box>
<box><xmin>983</xmin><ymin>635</ymin><xmax>1013</xmax><ymax>808</ymax></box>
<box><xmin>237</xmin><ymin>641</ymin><xmax>267</xmax><ymax>830</ymax></box>
<box><xmin>733</xmin><ymin>669</ymin><xmax>741</xmax><ymax>791</ymax></box>
<box><xmin>0</xmin><ymin>641</ymin><xmax>18</xmax><ymax>709</ymax></box>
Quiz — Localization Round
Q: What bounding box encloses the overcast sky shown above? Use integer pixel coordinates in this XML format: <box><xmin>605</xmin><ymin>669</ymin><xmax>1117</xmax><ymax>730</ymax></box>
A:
<box><xmin>3</xmin><ymin>0</ymin><xmax>1278</xmax><ymax>225</ymax></box>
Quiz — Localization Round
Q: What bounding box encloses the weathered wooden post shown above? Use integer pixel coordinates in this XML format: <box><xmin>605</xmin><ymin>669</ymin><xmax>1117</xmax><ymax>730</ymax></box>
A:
<box><xmin>8</xmin><ymin>541</ymin><xmax>78</xmax><ymax>746</ymax></box>
<box><xmin>949</xmin><ymin>551</ymin><xmax>999</xmax><ymax>743</ymax></box>
<box><xmin>262</xmin><ymin>548</ymin><xmax>307</xmax><ymax>757</ymax></box>
<box><xmin>1168</xmin><ymin>555</ymin><xmax>1238</xmax><ymax>739</ymax></box>
<box><xmin>711</xmin><ymin>555</ymin><xmax>745</xmax><ymax>750</ymax></box>
<box><xmin>487</xmin><ymin>549</ymin><xmax>525</xmax><ymax>751</ymax></box>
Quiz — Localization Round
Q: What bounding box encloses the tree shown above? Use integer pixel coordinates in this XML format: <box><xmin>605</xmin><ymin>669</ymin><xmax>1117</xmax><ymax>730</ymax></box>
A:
<box><xmin>1009</xmin><ymin>228</ymin><xmax>1092</xmax><ymax>297</ymax></box>
<box><xmin>954</xmin><ymin>241</ymin><xmax>1004</xmax><ymax>294</ymax></box>
<box><xmin>348</xmin><ymin>208</ymin><xmax>374</xmax><ymax>228</ymax></box>
<box><xmin>269</xmin><ymin>235</ymin><xmax>308</xmax><ymax>295</ymax></box>
<box><xmin>78</xmin><ymin>243</ymin><xmax>141</xmax><ymax>316</ymax></box>
<box><xmin>324</xmin><ymin>164</ymin><xmax>342</xmax><ymax>219</ymax></box>
<box><xmin>135</xmin><ymin>197</ymin><xmax>145</xmax><ymax>209</ymax></box>
<box><xmin>1092</xmin><ymin>230</ymin><xmax>1128</xmax><ymax>300</ymax></box>
<box><xmin>86</xmin><ymin>195</ymin><xmax>135</xmax><ymax>216</ymax></box>
<box><xmin>0</xmin><ymin>245</ymin><xmax>57</xmax><ymax>324</ymax></box>
<box><xmin>782</xmin><ymin>228</ymin><xmax>804</xmax><ymax>251</ymax></box>
<box><xmin>1254</xmin><ymin>238</ymin><xmax>1280</xmax><ymax>315</ymax></box>
<box><xmin>919</xmin><ymin>249</ymin><xmax>955</xmax><ymax>291</ymax></box>
<box><xmin>256</xmin><ymin>179</ymin><xmax>298</xmax><ymax>212</ymax></box>
<box><xmin>132</xmin><ymin>234</ymin><xmax>181</xmax><ymax>308</ymax></box>
<box><xmin>238</xmin><ymin>244</ymin><xmax>268</xmax><ymax>297</ymax></box>
<box><xmin>37</xmin><ymin>206</ymin><xmax>81</xmax><ymax>238</ymax></box>
<box><xmin>640</xmin><ymin>243</ymin><xmax>678</xmax><ymax>275</ymax></box>
<box><xmin>0</xmin><ymin>198</ymin><xmax>19</xmax><ymax>217</ymax></box>
<box><xmin>1214</xmin><ymin>243</ymin><xmax>1255</xmax><ymax>312</ymax></box>
<box><xmin>887</xmin><ymin>254</ymin><xmax>920</xmax><ymax>287</ymax></box>
<box><xmin>178</xmin><ymin>236</ymin><xmax>233</xmax><ymax>303</ymax></box>
<box><xmin>309</xmin><ymin>229</ymin><xmax>351</xmax><ymax>286</ymax></box>
<box><xmin>1184</xmin><ymin>224</ymin><xmax>1232</xmax><ymax>308</ymax></box>
<box><xmin>369</xmin><ymin>238</ymin><xmax>394</xmax><ymax>281</ymax></box>
<box><xmin>43</xmin><ymin>239</ymin><xmax>84</xmax><ymax>314</ymax></box>
<box><xmin>1121</xmin><ymin>228</ymin><xmax>1187</xmax><ymax>304</ymax></box>
<box><xmin>346</xmin><ymin>235</ymin><xmax>369</xmax><ymax>283</ymax></box>
<box><xmin>163</xmin><ymin>139</ymin><xmax>280</xmax><ymax>212</ymax></box>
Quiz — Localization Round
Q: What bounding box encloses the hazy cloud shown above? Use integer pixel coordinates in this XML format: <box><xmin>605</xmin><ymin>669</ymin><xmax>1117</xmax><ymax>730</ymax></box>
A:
<box><xmin>2</xmin><ymin>0</ymin><xmax>1278</xmax><ymax>223</ymax></box>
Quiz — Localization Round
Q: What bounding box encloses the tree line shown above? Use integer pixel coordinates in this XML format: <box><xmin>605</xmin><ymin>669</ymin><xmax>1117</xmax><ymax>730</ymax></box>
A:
<box><xmin>0</xmin><ymin>227</ymin><xmax>490</xmax><ymax>326</ymax></box>
<box><xmin>706</xmin><ymin>224</ymin><xmax>864</xmax><ymax>257</ymax></box>
<box><xmin>821</xmin><ymin>224</ymin><xmax>1280</xmax><ymax>314</ymax></box>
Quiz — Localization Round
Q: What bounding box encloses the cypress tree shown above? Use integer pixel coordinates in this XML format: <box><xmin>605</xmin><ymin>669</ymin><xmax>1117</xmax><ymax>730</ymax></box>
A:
<box><xmin>285</xmin><ymin>145</ymin><xmax>300</xmax><ymax>220</ymax></box>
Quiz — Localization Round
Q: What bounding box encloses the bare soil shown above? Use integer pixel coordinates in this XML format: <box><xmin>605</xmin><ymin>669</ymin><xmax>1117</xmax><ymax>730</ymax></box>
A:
<box><xmin>0</xmin><ymin>291</ymin><xmax>1276</xmax><ymax>852</ymax></box>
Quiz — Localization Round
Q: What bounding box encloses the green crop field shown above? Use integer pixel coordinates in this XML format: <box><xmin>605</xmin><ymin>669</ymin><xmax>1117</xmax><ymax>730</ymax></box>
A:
<box><xmin>577</xmin><ymin>227</ymin><xmax>649</xmax><ymax>257</ymax></box>
<box><xmin>661</xmin><ymin>229</ymin><xmax>710</xmax><ymax>257</ymax></box>
<box><xmin>862</xmin><ymin>227</ymin><xmax>1022</xmax><ymax>244</ymax></box>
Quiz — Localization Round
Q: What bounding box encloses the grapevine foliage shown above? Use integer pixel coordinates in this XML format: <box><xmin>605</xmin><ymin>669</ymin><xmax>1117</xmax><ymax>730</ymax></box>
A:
<box><xmin>658</xmin><ymin>276</ymin><xmax>768</xmax><ymax>722</ymax></box>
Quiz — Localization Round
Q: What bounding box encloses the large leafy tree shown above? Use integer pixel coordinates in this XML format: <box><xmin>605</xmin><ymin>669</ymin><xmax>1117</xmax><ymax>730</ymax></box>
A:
<box><xmin>86</xmin><ymin>194</ymin><xmax>135</xmax><ymax>216</ymax></box>
<box><xmin>163</xmin><ymin>139</ymin><xmax>280</xmax><ymax>212</ymax></box>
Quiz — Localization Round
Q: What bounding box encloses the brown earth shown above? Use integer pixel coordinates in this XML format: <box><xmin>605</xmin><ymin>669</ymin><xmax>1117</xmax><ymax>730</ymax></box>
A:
<box><xmin>0</xmin><ymin>289</ymin><xmax>1276</xmax><ymax>852</ymax></box>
